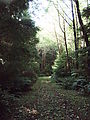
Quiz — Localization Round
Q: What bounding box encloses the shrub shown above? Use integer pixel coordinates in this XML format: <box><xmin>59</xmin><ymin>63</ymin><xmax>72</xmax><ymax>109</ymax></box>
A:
<box><xmin>52</xmin><ymin>51</ymin><xmax>71</xmax><ymax>78</ymax></box>
<box><xmin>72</xmin><ymin>78</ymin><xmax>90</xmax><ymax>95</ymax></box>
<box><xmin>10</xmin><ymin>77</ymin><xmax>32</xmax><ymax>93</ymax></box>
<box><xmin>0</xmin><ymin>90</ymin><xmax>20</xmax><ymax>120</ymax></box>
<box><xmin>72</xmin><ymin>78</ymin><xmax>88</xmax><ymax>90</ymax></box>
<box><xmin>9</xmin><ymin>70</ymin><xmax>38</xmax><ymax>93</ymax></box>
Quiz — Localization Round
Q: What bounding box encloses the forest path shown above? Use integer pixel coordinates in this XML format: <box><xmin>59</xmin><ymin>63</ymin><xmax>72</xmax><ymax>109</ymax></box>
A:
<box><xmin>16</xmin><ymin>76</ymin><xmax>90</xmax><ymax>120</ymax></box>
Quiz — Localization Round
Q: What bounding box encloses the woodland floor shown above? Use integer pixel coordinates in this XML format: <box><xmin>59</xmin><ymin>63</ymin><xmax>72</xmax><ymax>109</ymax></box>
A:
<box><xmin>9</xmin><ymin>77</ymin><xmax>90</xmax><ymax>120</ymax></box>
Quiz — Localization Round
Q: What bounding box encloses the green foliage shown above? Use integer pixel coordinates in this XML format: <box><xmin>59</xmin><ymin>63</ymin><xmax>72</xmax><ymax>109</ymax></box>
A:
<box><xmin>82</xmin><ymin>5</ymin><xmax>90</xmax><ymax>19</ymax></box>
<box><xmin>10</xmin><ymin>77</ymin><xmax>34</xmax><ymax>93</ymax></box>
<box><xmin>77</xmin><ymin>48</ymin><xmax>88</xmax><ymax>76</ymax></box>
<box><xmin>52</xmin><ymin>51</ymin><xmax>69</xmax><ymax>77</ymax></box>
<box><xmin>79</xmin><ymin>5</ymin><xmax>90</xmax><ymax>40</ymax></box>
<box><xmin>45</xmin><ymin>49</ymin><xmax>57</xmax><ymax>75</ymax></box>
<box><xmin>38</xmin><ymin>47</ymin><xmax>57</xmax><ymax>75</ymax></box>
<box><xmin>0</xmin><ymin>90</ymin><xmax>20</xmax><ymax>120</ymax></box>
<box><xmin>72</xmin><ymin>77</ymin><xmax>90</xmax><ymax>95</ymax></box>
<box><xmin>0</xmin><ymin>1</ymin><xmax>39</xmax><ymax>92</ymax></box>
<box><xmin>55</xmin><ymin>76</ymin><xmax>75</xmax><ymax>90</ymax></box>
<box><xmin>0</xmin><ymin>0</ymin><xmax>32</xmax><ymax>19</ymax></box>
<box><xmin>37</xmin><ymin>36</ymin><xmax>57</xmax><ymax>75</ymax></box>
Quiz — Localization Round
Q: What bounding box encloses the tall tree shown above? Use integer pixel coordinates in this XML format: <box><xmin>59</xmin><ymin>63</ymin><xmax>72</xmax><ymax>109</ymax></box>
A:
<box><xmin>74</xmin><ymin>0</ymin><xmax>90</xmax><ymax>76</ymax></box>
<box><xmin>63</xmin><ymin>16</ymin><xmax>71</xmax><ymax>72</ymax></box>
<box><xmin>74</xmin><ymin>0</ymin><xmax>89</xmax><ymax>47</ymax></box>
<box><xmin>54</xmin><ymin>1</ymin><xmax>71</xmax><ymax>72</ymax></box>
<box><xmin>0</xmin><ymin>0</ymin><xmax>39</xmax><ymax>90</ymax></box>
<box><xmin>54</xmin><ymin>25</ymin><xmax>61</xmax><ymax>55</ymax></box>
<box><xmin>71</xmin><ymin>0</ymin><xmax>78</xmax><ymax>69</ymax></box>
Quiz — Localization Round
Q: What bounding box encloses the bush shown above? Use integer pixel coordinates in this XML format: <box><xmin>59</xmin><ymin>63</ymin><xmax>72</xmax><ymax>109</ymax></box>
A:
<box><xmin>51</xmin><ymin>74</ymin><xmax>75</xmax><ymax>90</ymax></box>
<box><xmin>52</xmin><ymin>51</ymin><xmax>71</xmax><ymax>78</ymax></box>
<box><xmin>0</xmin><ymin>64</ymin><xmax>38</xmax><ymax>93</ymax></box>
<box><xmin>72</xmin><ymin>78</ymin><xmax>88</xmax><ymax>90</ymax></box>
<box><xmin>9</xmin><ymin>77</ymin><xmax>32</xmax><ymax>93</ymax></box>
<box><xmin>72</xmin><ymin>78</ymin><xmax>90</xmax><ymax>95</ymax></box>
<box><xmin>9</xmin><ymin>71</ymin><xmax>37</xmax><ymax>93</ymax></box>
<box><xmin>58</xmin><ymin>77</ymin><xmax>75</xmax><ymax>90</ymax></box>
<box><xmin>0</xmin><ymin>90</ymin><xmax>20</xmax><ymax>120</ymax></box>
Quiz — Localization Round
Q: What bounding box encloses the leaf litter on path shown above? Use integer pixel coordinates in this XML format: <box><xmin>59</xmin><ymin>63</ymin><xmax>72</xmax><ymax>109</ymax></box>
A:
<box><xmin>13</xmin><ymin>77</ymin><xmax>90</xmax><ymax>120</ymax></box>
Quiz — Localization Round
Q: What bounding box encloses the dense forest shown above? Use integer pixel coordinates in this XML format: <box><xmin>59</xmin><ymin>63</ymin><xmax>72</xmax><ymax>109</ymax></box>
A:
<box><xmin>0</xmin><ymin>0</ymin><xmax>90</xmax><ymax>120</ymax></box>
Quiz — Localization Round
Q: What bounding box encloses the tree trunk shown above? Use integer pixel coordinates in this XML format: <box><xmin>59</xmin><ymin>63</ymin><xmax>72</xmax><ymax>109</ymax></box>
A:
<box><xmin>54</xmin><ymin>26</ymin><xmax>61</xmax><ymax>55</ymax></box>
<box><xmin>87</xmin><ymin>0</ymin><xmax>88</xmax><ymax>7</ymax></box>
<box><xmin>71</xmin><ymin>0</ymin><xmax>78</xmax><ymax>69</ymax></box>
<box><xmin>57</xmin><ymin>9</ymin><xmax>71</xmax><ymax>73</ymax></box>
<box><xmin>74</xmin><ymin>0</ymin><xmax>90</xmax><ymax>76</ymax></box>
<box><xmin>63</xmin><ymin>18</ymin><xmax>71</xmax><ymax>73</ymax></box>
<box><xmin>74</xmin><ymin>0</ymin><xmax>89</xmax><ymax>47</ymax></box>
<box><xmin>75</xmin><ymin>4</ymin><xmax>79</xmax><ymax>48</ymax></box>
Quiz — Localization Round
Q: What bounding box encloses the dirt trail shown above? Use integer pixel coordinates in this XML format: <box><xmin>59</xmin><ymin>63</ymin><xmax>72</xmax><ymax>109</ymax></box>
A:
<box><xmin>14</xmin><ymin>76</ymin><xmax>90</xmax><ymax>120</ymax></box>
